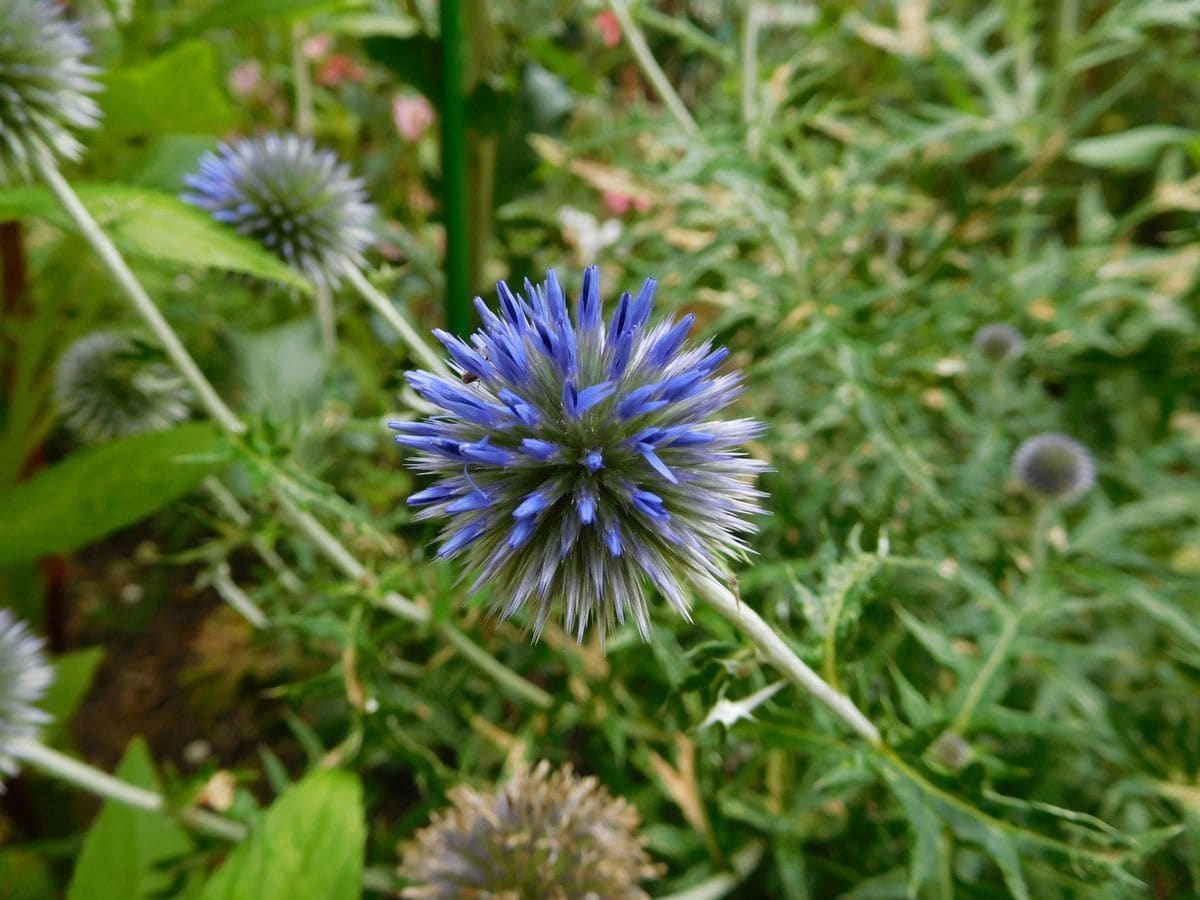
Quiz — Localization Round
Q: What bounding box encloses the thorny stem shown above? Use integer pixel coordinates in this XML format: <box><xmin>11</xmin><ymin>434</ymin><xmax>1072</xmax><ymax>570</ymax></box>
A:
<box><xmin>33</xmin><ymin>153</ymin><xmax>246</xmax><ymax>435</ymax></box>
<box><xmin>606</xmin><ymin>0</ymin><xmax>703</xmax><ymax>141</ymax></box>
<box><xmin>37</xmin><ymin>153</ymin><xmax>549</xmax><ymax>709</ymax></box>
<box><xmin>313</xmin><ymin>280</ymin><xmax>337</xmax><ymax>360</ymax></box>
<box><xmin>692</xmin><ymin>575</ymin><xmax>882</xmax><ymax>745</ymax></box>
<box><xmin>345</xmin><ymin>266</ymin><xmax>450</xmax><ymax>377</ymax></box>
<box><xmin>203</xmin><ymin>476</ymin><xmax>304</xmax><ymax>594</ymax></box>
<box><xmin>209</xmin><ymin>561</ymin><xmax>270</xmax><ymax>629</ymax></box>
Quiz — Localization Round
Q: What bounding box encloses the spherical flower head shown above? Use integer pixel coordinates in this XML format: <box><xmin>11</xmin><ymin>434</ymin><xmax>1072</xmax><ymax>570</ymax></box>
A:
<box><xmin>928</xmin><ymin>731</ymin><xmax>971</xmax><ymax>772</ymax></box>
<box><xmin>973</xmin><ymin>323</ymin><xmax>1024</xmax><ymax>364</ymax></box>
<box><xmin>1012</xmin><ymin>432</ymin><xmax>1095</xmax><ymax>504</ymax></box>
<box><xmin>0</xmin><ymin>610</ymin><xmax>54</xmax><ymax>786</ymax></box>
<box><xmin>0</xmin><ymin>0</ymin><xmax>100</xmax><ymax>184</ymax></box>
<box><xmin>400</xmin><ymin>760</ymin><xmax>660</xmax><ymax>899</ymax></box>
<box><xmin>182</xmin><ymin>133</ymin><xmax>374</xmax><ymax>289</ymax></box>
<box><xmin>54</xmin><ymin>331</ymin><xmax>194</xmax><ymax>444</ymax></box>
<box><xmin>390</xmin><ymin>267</ymin><xmax>766</xmax><ymax>641</ymax></box>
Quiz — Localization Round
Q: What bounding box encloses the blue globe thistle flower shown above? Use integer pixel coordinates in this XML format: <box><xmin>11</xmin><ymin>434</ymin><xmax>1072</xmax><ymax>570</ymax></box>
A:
<box><xmin>1012</xmin><ymin>433</ymin><xmax>1095</xmax><ymax>504</ymax></box>
<box><xmin>401</xmin><ymin>760</ymin><xmax>660</xmax><ymax>899</ymax></box>
<box><xmin>182</xmin><ymin>133</ymin><xmax>374</xmax><ymax>289</ymax></box>
<box><xmin>54</xmin><ymin>331</ymin><xmax>193</xmax><ymax>443</ymax></box>
<box><xmin>390</xmin><ymin>267</ymin><xmax>766</xmax><ymax>641</ymax></box>
<box><xmin>0</xmin><ymin>610</ymin><xmax>53</xmax><ymax>787</ymax></box>
<box><xmin>0</xmin><ymin>0</ymin><xmax>100</xmax><ymax>184</ymax></box>
<box><xmin>973</xmin><ymin>323</ymin><xmax>1024</xmax><ymax>364</ymax></box>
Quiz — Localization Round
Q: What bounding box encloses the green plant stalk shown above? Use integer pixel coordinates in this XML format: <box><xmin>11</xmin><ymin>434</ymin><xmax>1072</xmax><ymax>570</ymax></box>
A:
<box><xmin>203</xmin><ymin>476</ymin><xmax>304</xmax><ymax>595</ymax></box>
<box><xmin>657</xmin><ymin>841</ymin><xmax>765</xmax><ymax>900</ymax></box>
<box><xmin>949</xmin><ymin>608</ymin><xmax>1021</xmax><ymax>734</ymax></box>
<box><xmin>439</xmin><ymin>0</ymin><xmax>471</xmax><ymax>335</ymax></box>
<box><xmin>692</xmin><ymin>574</ymin><xmax>882</xmax><ymax>745</ymax></box>
<box><xmin>210</xmin><ymin>561</ymin><xmax>270</xmax><ymax>629</ymax></box>
<box><xmin>291</xmin><ymin>20</ymin><xmax>315</xmax><ymax>136</ymax></box>
<box><xmin>313</xmin><ymin>280</ymin><xmax>337</xmax><ymax>360</ymax></box>
<box><xmin>32</xmin><ymin>152</ymin><xmax>246</xmax><ymax>435</ymax></box>
<box><xmin>345</xmin><ymin>267</ymin><xmax>450</xmax><ymax>376</ymax></box>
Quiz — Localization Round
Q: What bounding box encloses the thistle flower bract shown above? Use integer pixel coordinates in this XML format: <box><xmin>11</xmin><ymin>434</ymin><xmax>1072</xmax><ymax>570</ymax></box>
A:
<box><xmin>973</xmin><ymin>323</ymin><xmax>1024</xmax><ymax>364</ymax></box>
<box><xmin>400</xmin><ymin>760</ymin><xmax>659</xmax><ymax>899</ymax></box>
<box><xmin>0</xmin><ymin>0</ymin><xmax>100</xmax><ymax>184</ymax></box>
<box><xmin>54</xmin><ymin>331</ymin><xmax>193</xmax><ymax>443</ymax></box>
<box><xmin>0</xmin><ymin>610</ymin><xmax>53</xmax><ymax>786</ymax></box>
<box><xmin>1012</xmin><ymin>432</ymin><xmax>1095</xmax><ymax>504</ymax></box>
<box><xmin>182</xmin><ymin>133</ymin><xmax>374</xmax><ymax>289</ymax></box>
<box><xmin>390</xmin><ymin>267</ymin><xmax>766</xmax><ymax>640</ymax></box>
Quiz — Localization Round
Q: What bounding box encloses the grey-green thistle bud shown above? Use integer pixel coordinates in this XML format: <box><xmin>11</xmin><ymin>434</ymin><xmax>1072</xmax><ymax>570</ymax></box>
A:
<box><xmin>973</xmin><ymin>323</ymin><xmax>1024</xmax><ymax>364</ymax></box>
<box><xmin>0</xmin><ymin>610</ymin><xmax>53</xmax><ymax>788</ymax></box>
<box><xmin>1012</xmin><ymin>433</ymin><xmax>1095</xmax><ymax>504</ymax></box>
<box><xmin>400</xmin><ymin>760</ymin><xmax>660</xmax><ymax>899</ymax></box>
<box><xmin>928</xmin><ymin>731</ymin><xmax>972</xmax><ymax>772</ymax></box>
<box><xmin>54</xmin><ymin>331</ymin><xmax>194</xmax><ymax>444</ymax></box>
<box><xmin>0</xmin><ymin>0</ymin><xmax>100</xmax><ymax>184</ymax></box>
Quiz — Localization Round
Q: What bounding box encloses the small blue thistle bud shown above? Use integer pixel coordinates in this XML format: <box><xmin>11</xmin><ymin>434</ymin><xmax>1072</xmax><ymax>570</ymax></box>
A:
<box><xmin>182</xmin><ymin>133</ymin><xmax>374</xmax><ymax>289</ymax></box>
<box><xmin>400</xmin><ymin>760</ymin><xmax>660</xmax><ymax>899</ymax></box>
<box><xmin>0</xmin><ymin>610</ymin><xmax>53</xmax><ymax>788</ymax></box>
<box><xmin>1012</xmin><ymin>433</ymin><xmax>1095</xmax><ymax>504</ymax></box>
<box><xmin>390</xmin><ymin>267</ymin><xmax>766</xmax><ymax>641</ymax></box>
<box><xmin>973</xmin><ymin>323</ymin><xmax>1024</xmax><ymax>364</ymax></box>
<box><xmin>54</xmin><ymin>331</ymin><xmax>193</xmax><ymax>443</ymax></box>
<box><xmin>0</xmin><ymin>0</ymin><xmax>101</xmax><ymax>184</ymax></box>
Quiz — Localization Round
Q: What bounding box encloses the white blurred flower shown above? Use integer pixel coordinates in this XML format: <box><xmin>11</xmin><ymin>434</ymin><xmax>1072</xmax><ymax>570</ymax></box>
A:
<box><xmin>557</xmin><ymin>206</ymin><xmax>621</xmax><ymax>264</ymax></box>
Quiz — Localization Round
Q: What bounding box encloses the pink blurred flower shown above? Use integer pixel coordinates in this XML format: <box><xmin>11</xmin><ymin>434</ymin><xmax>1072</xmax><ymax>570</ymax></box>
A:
<box><xmin>303</xmin><ymin>33</ymin><xmax>333</xmax><ymax>60</ymax></box>
<box><xmin>602</xmin><ymin>190</ymin><xmax>651</xmax><ymax>217</ymax></box>
<box><xmin>392</xmin><ymin>93</ymin><xmax>436</xmax><ymax>143</ymax></box>
<box><xmin>594</xmin><ymin>11</ymin><xmax>621</xmax><ymax>48</ymax></box>
<box><xmin>316</xmin><ymin>54</ymin><xmax>367</xmax><ymax>87</ymax></box>
<box><xmin>228</xmin><ymin>59</ymin><xmax>262</xmax><ymax>98</ymax></box>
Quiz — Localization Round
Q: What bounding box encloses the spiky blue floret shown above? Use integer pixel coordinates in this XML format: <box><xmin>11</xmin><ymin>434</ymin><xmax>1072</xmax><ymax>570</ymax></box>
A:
<box><xmin>182</xmin><ymin>133</ymin><xmax>374</xmax><ymax>289</ymax></box>
<box><xmin>0</xmin><ymin>0</ymin><xmax>100</xmax><ymax>184</ymax></box>
<box><xmin>391</xmin><ymin>267</ymin><xmax>766</xmax><ymax>641</ymax></box>
<box><xmin>0</xmin><ymin>610</ymin><xmax>53</xmax><ymax>786</ymax></box>
<box><xmin>1012</xmin><ymin>432</ymin><xmax>1096</xmax><ymax>504</ymax></box>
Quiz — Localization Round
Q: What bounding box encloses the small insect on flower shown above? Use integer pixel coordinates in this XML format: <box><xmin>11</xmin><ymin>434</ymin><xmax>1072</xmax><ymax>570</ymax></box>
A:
<box><xmin>400</xmin><ymin>760</ymin><xmax>660</xmax><ymax>899</ymax></box>
<box><xmin>54</xmin><ymin>331</ymin><xmax>193</xmax><ymax>444</ymax></box>
<box><xmin>182</xmin><ymin>133</ymin><xmax>374</xmax><ymax>289</ymax></box>
<box><xmin>972</xmin><ymin>323</ymin><xmax>1024</xmax><ymax>364</ymax></box>
<box><xmin>390</xmin><ymin>267</ymin><xmax>766</xmax><ymax>641</ymax></box>
<box><xmin>0</xmin><ymin>0</ymin><xmax>100</xmax><ymax>184</ymax></box>
<box><xmin>0</xmin><ymin>610</ymin><xmax>53</xmax><ymax>788</ymax></box>
<box><xmin>1012</xmin><ymin>432</ymin><xmax>1096</xmax><ymax>504</ymax></box>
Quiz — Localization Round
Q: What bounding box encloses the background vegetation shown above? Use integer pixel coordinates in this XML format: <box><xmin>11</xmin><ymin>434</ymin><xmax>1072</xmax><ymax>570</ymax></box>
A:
<box><xmin>2</xmin><ymin>0</ymin><xmax>1199</xmax><ymax>897</ymax></box>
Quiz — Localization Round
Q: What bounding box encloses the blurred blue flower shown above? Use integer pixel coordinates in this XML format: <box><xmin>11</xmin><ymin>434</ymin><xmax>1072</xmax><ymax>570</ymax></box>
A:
<box><xmin>0</xmin><ymin>610</ymin><xmax>53</xmax><ymax>787</ymax></box>
<box><xmin>390</xmin><ymin>267</ymin><xmax>766</xmax><ymax>640</ymax></box>
<box><xmin>973</xmin><ymin>323</ymin><xmax>1024</xmax><ymax>364</ymax></box>
<box><xmin>0</xmin><ymin>0</ymin><xmax>100</xmax><ymax>184</ymax></box>
<box><xmin>182</xmin><ymin>133</ymin><xmax>374</xmax><ymax>289</ymax></box>
<box><xmin>1013</xmin><ymin>432</ymin><xmax>1095</xmax><ymax>504</ymax></box>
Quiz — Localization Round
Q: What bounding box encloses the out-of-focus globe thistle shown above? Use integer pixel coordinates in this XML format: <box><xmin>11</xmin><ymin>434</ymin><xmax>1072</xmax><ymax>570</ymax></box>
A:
<box><xmin>182</xmin><ymin>133</ymin><xmax>374</xmax><ymax>289</ymax></box>
<box><xmin>928</xmin><ymin>731</ymin><xmax>972</xmax><ymax>772</ymax></box>
<box><xmin>54</xmin><ymin>331</ymin><xmax>193</xmax><ymax>443</ymax></box>
<box><xmin>0</xmin><ymin>610</ymin><xmax>53</xmax><ymax>786</ymax></box>
<box><xmin>400</xmin><ymin>760</ymin><xmax>659</xmax><ymax>899</ymax></box>
<box><xmin>0</xmin><ymin>0</ymin><xmax>100</xmax><ymax>184</ymax></box>
<box><xmin>972</xmin><ymin>323</ymin><xmax>1024</xmax><ymax>364</ymax></box>
<box><xmin>390</xmin><ymin>267</ymin><xmax>766</xmax><ymax>641</ymax></box>
<box><xmin>1012</xmin><ymin>433</ymin><xmax>1096</xmax><ymax>504</ymax></box>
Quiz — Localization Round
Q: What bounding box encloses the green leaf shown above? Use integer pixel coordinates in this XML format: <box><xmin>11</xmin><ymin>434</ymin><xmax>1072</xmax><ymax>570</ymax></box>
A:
<box><xmin>0</xmin><ymin>183</ymin><xmax>311</xmax><ymax>292</ymax></box>
<box><xmin>186</xmin><ymin>0</ymin><xmax>363</xmax><ymax>33</ymax></box>
<box><xmin>0</xmin><ymin>849</ymin><xmax>55</xmax><ymax>900</ymax></box>
<box><xmin>41</xmin><ymin>647</ymin><xmax>106</xmax><ymax>744</ymax></box>
<box><xmin>232</xmin><ymin>319</ymin><xmax>327</xmax><ymax>420</ymax></box>
<box><xmin>101</xmin><ymin>42</ymin><xmax>233</xmax><ymax>138</ymax></box>
<box><xmin>67</xmin><ymin>738</ymin><xmax>193</xmax><ymax>900</ymax></box>
<box><xmin>198</xmin><ymin>769</ymin><xmax>364</xmax><ymax>900</ymax></box>
<box><xmin>1067</xmin><ymin>126</ymin><xmax>1200</xmax><ymax>171</ymax></box>
<box><xmin>0</xmin><ymin>423</ymin><xmax>227</xmax><ymax>566</ymax></box>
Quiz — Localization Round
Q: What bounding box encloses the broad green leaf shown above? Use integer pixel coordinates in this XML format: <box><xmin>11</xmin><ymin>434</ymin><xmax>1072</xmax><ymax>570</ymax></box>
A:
<box><xmin>332</xmin><ymin>12</ymin><xmax>420</xmax><ymax>38</ymax></box>
<box><xmin>198</xmin><ymin>769</ymin><xmax>364</xmax><ymax>900</ymax></box>
<box><xmin>232</xmin><ymin>319</ymin><xmax>327</xmax><ymax>420</ymax></box>
<box><xmin>101</xmin><ymin>42</ymin><xmax>233</xmax><ymax>138</ymax></box>
<box><xmin>0</xmin><ymin>423</ymin><xmax>227</xmax><ymax>565</ymax></box>
<box><xmin>41</xmin><ymin>647</ymin><xmax>106</xmax><ymax>744</ymax></box>
<box><xmin>1067</xmin><ymin>126</ymin><xmax>1200</xmax><ymax>171</ymax></box>
<box><xmin>0</xmin><ymin>183</ymin><xmax>311</xmax><ymax>292</ymax></box>
<box><xmin>66</xmin><ymin>737</ymin><xmax>193</xmax><ymax>900</ymax></box>
<box><xmin>186</xmin><ymin>0</ymin><xmax>363</xmax><ymax>32</ymax></box>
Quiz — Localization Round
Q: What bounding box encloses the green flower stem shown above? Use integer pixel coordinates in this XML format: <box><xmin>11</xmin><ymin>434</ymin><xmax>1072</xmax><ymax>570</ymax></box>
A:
<box><xmin>210</xmin><ymin>561</ymin><xmax>270</xmax><ymax>629</ymax></box>
<box><xmin>313</xmin><ymin>280</ymin><xmax>337</xmax><ymax>360</ymax></box>
<box><xmin>607</xmin><ymin>0</ymin><xmax>703</xmax><ymax>140</ymax></box>
<box><xmin>203</xmin><ymin>476</ymin><xmax>304</xmax><ymax>595</ymax></box>
<box><xmin>439</xmin><ymin>0</ymin><xmax>471</xmax><ymax>335</ymax></box>
<box><xmin>949</xmin><ymin>607</ymin><xmax>1021</xmax><ymax>735</ymax></box>
<box><xmin>273</xmin><ymin>488</ymin><xmax>553</xmax><ymax>710</ymax></box>
<box><xmin>657</xmin><ymin>841</ymin><xmax>765</xmax><ymax>900</ymax></box>
<box><xmin>693</xmin><ymin>575</ymin><xmax>882</xmax><ymax>745</ymax></box>
<box><xmin>290</xmin><ymin>21</ymin><xmax>315</xmax><ymax>136</ymax></box>
<box><xmin>33</xmin><ymin>152</ymin><xmax>246</xmax><ymax>436</ymax></box>
<box><xmin>345</xmin><ymin>266</ymin><xmax>450</xmax><ymax>377</ymax></box>
<box><xmin>8</xmin><ymin>736</ymin><xmax>247</xmax><ymax>842</ymax></box>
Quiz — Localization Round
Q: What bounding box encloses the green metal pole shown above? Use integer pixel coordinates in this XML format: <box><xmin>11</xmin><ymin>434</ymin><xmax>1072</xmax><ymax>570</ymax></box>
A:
<box><xmin>440</xmin><ymin>0</ymin><xmax>471</xmax><ymax>336</ymax></box>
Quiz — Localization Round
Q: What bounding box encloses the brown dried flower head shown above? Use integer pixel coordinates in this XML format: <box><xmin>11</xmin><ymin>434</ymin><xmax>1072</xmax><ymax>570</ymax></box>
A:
<box><xmin>400</xmin><ymin>760</ymin><xmax>660</xmax><ymax>899</ymax></box>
